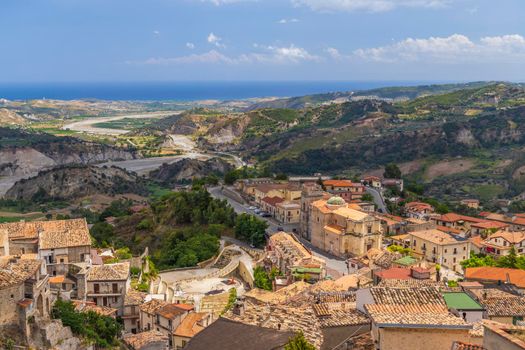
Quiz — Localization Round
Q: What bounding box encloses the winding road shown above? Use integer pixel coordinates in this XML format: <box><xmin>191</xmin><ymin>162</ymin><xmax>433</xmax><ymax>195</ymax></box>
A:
<box><xmin>63</xmin><ymin>112</ymin><xmax>246</xmax><ymax>171</ymax></box>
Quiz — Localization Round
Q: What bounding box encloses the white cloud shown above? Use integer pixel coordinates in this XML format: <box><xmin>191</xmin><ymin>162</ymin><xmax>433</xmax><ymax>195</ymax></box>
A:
<box><xmin>129</xmin><ymin>44</ymin><xmax>319</xmax><ymax>65</ymax></box>
<box><xmin>153</xmin><ymin>30</ymin><xmax>160</xmax><ymax>36</ymax></box>
<box><xmin>291</xmin><ymin>0</ymin><xmax>451</xmax><ymax>13</ymax></box>
<box><xmin>278</xmin><ymin>18</ymin><xmax>300</xmax><ymax>24</ymax></box>
<box><xmin>207</xmin><ymin>32</ymin><xmax>225</xmax><ymax>48</ymax></box>
<box><xmin>352</xmin><ymin>34</ymin><xmax>525</xmax><ymax>63</ymax></box>
<box><xmin>197</xmin><ymin>0</ymin><xmax>256</xmax><ymax>5</ymax></box>
<box><xmin>325</xmin><ymin>47</ymin><xmax>342</xmax><ymax>59</ymax></box>
<box><xmin>186</xmin><ymin>42</ymin><xmax>196</xmax><ymax>49</ymax></box>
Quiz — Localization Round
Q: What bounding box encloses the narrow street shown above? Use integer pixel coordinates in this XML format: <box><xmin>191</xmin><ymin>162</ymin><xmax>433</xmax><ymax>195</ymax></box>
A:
<box><xmin>208</xmin><ymin>186</ymin><xmax>352</xmax><ymax>276</ymax></box>
<box><xmin>366</xmin><ymin>187</ymin><xmax>388</xmax><ymax>213</ymax></box>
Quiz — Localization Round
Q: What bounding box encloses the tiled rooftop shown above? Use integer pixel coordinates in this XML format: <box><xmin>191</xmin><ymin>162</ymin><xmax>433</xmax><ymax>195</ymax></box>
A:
<box><xmin>86</xmin><ymin>262</ymin><xmax>130</xmax><ymax>281</ymax></box>
<box><xmin>123</xmin><ymin>330</ymin><xmax>168</xmax><ymax>349</ymax></box>
<box><xmin>365</xmin><ymin>304</ymin><xmax>469</xmax><ymax>328</ymax></box>
<box><xmin>224</xmin><ymin>301</ymin><xmax>323</xmax><ymax>349</ymax></box>
<box><xmin>0</xmin><ymin>259</ymin><xmax>42</xmax><ymax>289</ymax></box>
<box><xmin>370</xmin><ymin>287</ymin><xmax>445</xmax><ymax>305</ymax></box>
<box><xmin>0</xmin><ymin>218</ymin><xmax>91</xmax><ymax>249</ymax></box>
<box><xmin>376</xmin><ymin>279</ymin><xmax>442</xmax><ymax>289</ymax></box>
<box><xmin>314</xmin><ymin>304</ymin><xmax>370</xmax><ymax>328</ymax></box>
<box><xmin>465</xmin><ymin>267</ymin><xmax>525</xmax><ymax>288</ymax></box>
<box><xmin>73</xmin><ymin>301</ymin><xmax>118</xmax><ymax>317</ymax></box>
<box><xmin>156</xmin><ymin>303</ymin><xmax>188</xmax><ymax>320</ymax></box>
<box><xmin>124</xmin><ymin>288</ymin><xmax>147</xmax><ymax>306</ymax></box>
<box><xmin>469</xmin><ymin>288</ymin><xmax>525</xmax><ymax>317</ymax></box>
<box><xmin>140</xmin><ymin>298</ymin><xmax>169</xmax><ymax>315</ymax></box>
<box><xmin>173</xmin><ymin>312</ymin><xmax>208</xmax><ymax>338</ymax></box>
<box><xmin>409</xmin><ymin>229</ymin><xmax>468</xmax><ymax>245</ymax></box>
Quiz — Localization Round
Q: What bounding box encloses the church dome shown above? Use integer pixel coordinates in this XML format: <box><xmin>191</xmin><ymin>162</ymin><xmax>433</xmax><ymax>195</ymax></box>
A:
<box><xmin>326</xmin><ymin>196</ymin><xmax>345</xmax><ymax>206</ymax></box>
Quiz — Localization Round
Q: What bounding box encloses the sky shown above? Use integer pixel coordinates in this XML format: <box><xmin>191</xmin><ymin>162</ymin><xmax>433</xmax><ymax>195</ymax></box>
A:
<box><xmin>1</xmin><ymin>0</ymin><xmax>525</xmax><ymax>82</ymax></box>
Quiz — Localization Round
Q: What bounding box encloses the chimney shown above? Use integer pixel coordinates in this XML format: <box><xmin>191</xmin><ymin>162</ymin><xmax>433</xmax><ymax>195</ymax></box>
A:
<box><xmin>232</xmin><ymin>296</ymin><xmax>245</xmax><ymax>316</ymax></box>
<box><xmin>506</xmin><ymin>273</ymin><xmax>511</xmax><ymax>284</ymax></box>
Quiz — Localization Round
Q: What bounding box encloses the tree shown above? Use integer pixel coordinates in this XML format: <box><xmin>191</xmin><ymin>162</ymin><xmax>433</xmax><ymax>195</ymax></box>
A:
<box><xmin>254</xmin><ymin>266</ymin><xmax>272</xmax><ymax>290</ymax></box>
<box><xmin>284</xmin><ymin>331</ymin><xmax>316</xmax><ymax>350</ymax></box>
<box><xmin>51</xmin><ymin>299</ymin><xmax>121</xmax><ymax>348</ymax></box>
<box><xmin>90</xmin><ymin>222</ymin><xmax>115</xmax><ymax>247</ymax></box>
<box><xmin>274</xmin><ymin>173</ymin><xmax>288</xmax><ymax>181</ymax></box>
<box><xmin>361</xmin><ymin>193</ymin><xmax>374</xmax><ymax>202</ymax></box>
<box><xmin>235</xmin><ymin>213</ymin><xmax>268</xmax><ymax>248</ymax></box>
<box><xmin>383</xmin><ymin>163</ymin><xmax>402</xmax><ymax>179</ymax></box>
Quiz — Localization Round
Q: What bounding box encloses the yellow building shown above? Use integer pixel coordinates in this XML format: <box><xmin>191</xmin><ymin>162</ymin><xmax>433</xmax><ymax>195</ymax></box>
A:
<box><xmin>275</xmin><ymin>201</ymin><xmax>301</xmax><ymax>224</ymax></box>
<box><xmin>309</xmin><ymin>196</ymin><xmax>382</xmax><ymax>258</ymax></box>
<box><xmin>253</xmin><ymin>183</ymin><xmax>301</xmax><ymax>205</ymax></box>
<box><xmin>408</xmin><ymin>229</ymin><xmax>470</xmax><ymax>272</ymax></box>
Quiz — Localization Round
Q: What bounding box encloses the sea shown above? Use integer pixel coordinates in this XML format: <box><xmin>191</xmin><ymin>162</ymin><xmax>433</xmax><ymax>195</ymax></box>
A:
<box><xmin>0</xmin><ymin>81</ymin><xmax>440</xmax><ymax>101</ymax></box>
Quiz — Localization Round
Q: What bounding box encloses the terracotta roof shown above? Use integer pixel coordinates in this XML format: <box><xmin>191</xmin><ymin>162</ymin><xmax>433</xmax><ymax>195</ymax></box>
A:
<box><xmin>405</xmin><ymin>202</ymin><xmax>434</xmax><ymax>212</ymax></box>
<box><xmin>451</xmin><ymin>341</ymin><xmax>485</xmax><ymax>350</ymax></box>
<box><xmin>313</xmin><ymin>305</ymin><xmax>370</xmax><ymax>328</ymax></box>
<box><xmin>409</xmin><ymin>229</ymin><xmax>468</xmax><ymax>245</ymax></box>
<box><xmin>436</xmin><ymin>213</ymin><xmax>485</xmax><ymax>224</ymax></box>
<box><xmin>470</xmin><ymin>236</ymin><xmax>484</xmax><ymax>249</ymax></box>
<box><xmin>374</xmin><ymin>267</ymin><xmax>412</xmax><ymax>280</ymax></box>
<box><xmin>124</xmin><ymin>288</ymin><xmax>147</xmax><ymax>306</ymax></box>
<box><xmin>488</xmin><ymin>230</ymin><xmax>525</xmax><ymax>244</ymax></box>
<box><xmin>254</xmin><ymin>183</ymin><xmax>289</xmax><ymax>194</ymax></box>
<box><xmin>316</xmin><ymin>291</ymin><xmax>356</xmax><ymax>303</ymax></box>
<box><xmin>140</xmin><ymin>299</ymin><xmax>169</xmax><ymax>315</ymax></box>
<box><xmin>436</xmin><ymin>225</ymin><xmax>463</xmax><ymax>235</ymax></box>
<box><xmin>86</xmin><ymin>262</ymin><xmax>129</xmax><ymax>281</ymax></box>
<box><xmin>173</xmin><ymin>312</ymin><xmax>208</xmax><ymax>338</ymax></box>
<box><xmin>261</xmin><ymin>196</ymin><xmax>284</xmax><ymax>206</ymax></box>
<box><xmin>0</xmin><ymin>259</ymin><xmax>42</xmax><ymax>289</ymax></box>
<box><xmin>370</xmin><ymin>287</ymin><xmax>445</xmax><ymax>306</ymax></box>
<box><xmin>323</xmin><ymin>179</ymin><xmax>354</xmax><ymax>187</ymax></box>
<box><xmin>123</xmin><ymin>330</ymin><xmax>168</xmax><ymax>350</ymax></box>
<box><xmin>365</xmin><ymin>304</ymin><xmax>469</xmax><ymax>328</ymax></box>
<box><xmin>465</xmin><ymin>267</ymin><xmax>525</xmax><ymax>288</ymax></box>
<box><xmin>1</xmin><ymin>219</ymin><xmax>91</xmax><ymax>249</ymax></box>
<box><xmin>156</xmin><ymin>303</ymin><xmax>189</xmax><ymax>320</ymax></box>
<box><xmin>73</xmin><ymin>301</ymin><xmax>118</xmax><ymax>317</ymax></box>
<box><xmin>471</xmin><ymin>221</ymin><xmax>509</xmax><ymax>229</ymax></box>
<box><xmin>173</xmin><ymin>303</ymin><xmax>195</xmax><ymax>311</ymax></box>
<box><xmin>40</xmin><ymin>220</ymin><xmax>91</xmax><ymax>249</ymax></box>
<box><xmin>376</xmin><ymin>279</ymin><xmax>443</xmax><ymax>289</ymax></box>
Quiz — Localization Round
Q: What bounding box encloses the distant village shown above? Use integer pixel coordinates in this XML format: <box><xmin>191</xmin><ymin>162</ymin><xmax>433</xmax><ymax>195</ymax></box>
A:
<box><xmin>3</xmin><ymin>174</ymin><xmax>525</xmax><ymax>350</ymax></box>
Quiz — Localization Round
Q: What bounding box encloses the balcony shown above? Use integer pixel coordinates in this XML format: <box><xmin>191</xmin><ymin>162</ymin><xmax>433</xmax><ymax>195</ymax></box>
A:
<box><xmin>87</xmin><ymin>287</ymin><xmax>124</xmax><ymax>296</ymax></box>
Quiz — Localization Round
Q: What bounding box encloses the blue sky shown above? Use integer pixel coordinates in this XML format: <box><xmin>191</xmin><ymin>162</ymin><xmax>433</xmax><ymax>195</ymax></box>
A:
<box><xmin>1</xmin><ymin>0</ymin><xmax>525</xmax><ymax>82</ymax></box>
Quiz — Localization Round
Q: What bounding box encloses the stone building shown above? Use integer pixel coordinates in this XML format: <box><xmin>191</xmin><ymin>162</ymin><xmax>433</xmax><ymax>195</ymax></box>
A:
<box><xmin>267</xmin><ymin>232</ymin><xmax>325</xmax><ymax>280</ymax></box>
<box><xmin>123</xmin><ymin>288</ymin><xmax>147</xmax><ymax>334</ymax></box>
<box><xmin>408</xmin><ymin>229</ymin><xmax>470</xmax><ymax>272</ymax></box>
<box><xmin>323</xmin><ymin>179</ymin><xmax>365</xmax><ymax>202</ymax></box>
<box><xmin>0</xmin><ymin>219</ymin><xmax>92</xmax><ymax>276</ymax></box>
<box><xmin>275</xmin><ymin>201</ymin><xmax>301</xmax><ymax>224</ymax></box>
<box><xmin>299</xmin><ymin>183</ymin><xmax>325</xmax><ymax>241</ymax></box>
<box><xmin>0</xmin><ymin>256</ymin><xmax>51</xmax><ymax>342</ymax></box>
<box><xmin>82</xmin><ymin>262</ymin><xmax>130</xmax><ymax>315</ymax></box>
<box><xmin>309</xmin><ymin>196</ymin><xmax>383</xmax><ymax>258</ymax></box>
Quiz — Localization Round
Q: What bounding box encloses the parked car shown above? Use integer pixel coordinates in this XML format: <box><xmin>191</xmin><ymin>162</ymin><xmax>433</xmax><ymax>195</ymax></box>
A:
<box><xmin>254</xmin><ymin>209</ymin><xmax>261</xmax><ymax>214</ymax></box>
<box><xmin>260</xmin><ymin>212</ymin><xmax>272</xmax><ymax>217</ymax></box>
<box><xmin>277</xmin><ymin>226</ymin><xmax>284</xmax><ymax>231</ymax></box>
<box><xmin>248</xmin><ymin>206</ymin><xmax>257</xmax><ymax>210</ymax></box>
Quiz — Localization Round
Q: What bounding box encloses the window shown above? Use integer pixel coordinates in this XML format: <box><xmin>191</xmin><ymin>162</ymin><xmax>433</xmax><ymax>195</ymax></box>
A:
<box><xmin>131</xmin><ymin>318</ymin><xmax>136</xmax><ymax>325</ymax></box>
<box><xmin>94</xmin><ymin>283</ymin><xmax>100</xmax><ymax>294</ymax></box>
<box><xmin>112</xmin><ymin>283</ymin><xmax>118</xmax><ymax>293</ymax></box>
<box><xmin>453</xmin><ymin>248</ymin><xmax>457</xmax><ymax>254</ymax></box>
<box><xmin>367</xmin><ymin>226</ymin><xmax>372</xmax><ymax>234</ymax></box>
<box><xmin>453</xmin><ymin>258</ymin><xmax>457</xmax><ymax>263</ymax></box>
<box><xmin>413</xmin><ymin>240</ymin><xmax>417</xmax><ymax>247</ymax></box>
<box><xmin>445</xmin><ymin>249</ymin><xmax>448</xmax><ymax>253</ymax></box>
<box><xmin>444</xmin><ymin>259</ymin><xmax>447</xmax><ymax>263</ymax></box>
<box><xmin>463</xmin><ymin>247</ymin><xmax>466</xmax><ymax>251</ymax></box>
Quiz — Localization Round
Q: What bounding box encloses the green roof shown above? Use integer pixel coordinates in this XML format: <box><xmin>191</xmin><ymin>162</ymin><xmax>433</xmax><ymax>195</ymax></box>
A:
<box><xmin>291</xmin><ymin>267</ymin><xmax>322</xmax><ymax>274</ymax></box>
<box><xmin>394</xmin><ymin>256</ymin><xmax>417</xmax><ymax>266</ymax></box>
<box><xmin>442</xmin><ymin>292</ymin><xmax>484</xmax><ymax>311</ymax></box>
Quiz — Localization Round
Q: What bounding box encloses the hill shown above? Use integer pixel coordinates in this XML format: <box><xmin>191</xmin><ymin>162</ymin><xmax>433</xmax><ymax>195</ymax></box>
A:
<box><xmin>5</xmin><ymin>165</ymin><xmax>149</xmax><ymax>202</ymax></box>
<box><xmin>0</xmin><ymin>108</ymin><xmax>26</xmax><ymax>125</ymax></box>
<box><xmin>150</xmin><ymin>158</ymin><xmax>233</xmax><ymax>186</ymax></box>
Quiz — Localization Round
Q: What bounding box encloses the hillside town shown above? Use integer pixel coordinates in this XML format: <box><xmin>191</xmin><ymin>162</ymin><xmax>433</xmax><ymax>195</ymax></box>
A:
<box><xmin>4</xmin><ymin>173</ymin><xmax>525</xmax><ymax>350</ymax></box>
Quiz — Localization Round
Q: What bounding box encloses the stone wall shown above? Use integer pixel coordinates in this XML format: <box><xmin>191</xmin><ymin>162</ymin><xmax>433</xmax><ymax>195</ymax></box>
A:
<box><xmin>0</xmin><ymin>284</ymin><xmax>24</xmax><ymax>326</ymax></box>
